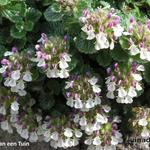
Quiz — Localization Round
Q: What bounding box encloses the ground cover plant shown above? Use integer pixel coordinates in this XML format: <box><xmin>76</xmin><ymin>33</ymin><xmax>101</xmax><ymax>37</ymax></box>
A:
<box><xmin>0</xmin><ymin>0</ymin><xmax>150</xmax><ymax>149</ymax></box>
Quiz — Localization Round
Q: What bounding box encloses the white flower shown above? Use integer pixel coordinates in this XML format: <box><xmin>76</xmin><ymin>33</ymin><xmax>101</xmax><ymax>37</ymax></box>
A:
<box><xmin>93</xmin><ymin>122</ymin><xmax>101</xmax><ymax>131</ymax></box>
<box><xmin>95</xmin><ymin>32</ymin><xmax>109</xmax><ymax>50</ymax></box>
<box><xmin>138</xmin><ymin>118</ymin><xmax>148</xmax><ymax>126</ymax></box>
<box><xmin>59</xmin><ymin>59</ymin><xmax>69</xmax><ymax>69</ymax></box>
<box><xmin>23</xmin><ymin>71</ymin><xmax>32</xmax><ymax>82</ymax></box>
<box><xmin>137</xmin><ymin>65</ymin><xmax>145</xmax><ymax>71</ymax></box>
<box><xmin>0</xmin><ymin>106</ymin><xmax>6</xmax><ymax>115</ymax></box>
<box><xmin>11</xmin><ymin>101</ymin><xmax>19</xmax><ymax>111</ymax></box>
<box><xmin>11</xmin><ymin>86</ymin><xmax>18</xmax><ymax>93</ymax></box>
<box><xmin>127</xmin><ymin>86</ymin><xmax>137</xmax><ymax>98</ymax></box>
<box><xmin>88</xmin><ymin>76</ymin><xmax>98</xmax><ymax>85</ymax></box>
<box><xmin>94</xmin><ymin>96</ymin><xmax>101</xmax><ymax>105</ymax></box>
<box><xmin>85</xmin><ymin>99</ymin><xmax>94</xmax><ymax>109</ymax></box>
<box><xmin>46</xmin><ymin>68</ymin><xmax>59</xmax><ymax>78</ymax></box>
<box><xmin>18</xmin><ymin>90</ymin><xmax>27</xmax><ymax>96</ymax></box>
<box><xmin>141</xmin><ymin>128</ymin><xmax>150</xmax><ymax>137</ymax></box>
<box><xmin>113</xmin><ymin>25</ymin><xmax>124</xmax><ymax>37</ymax></box>
<box><xmin>84</xmin><ymin>138</ymin><xmax>92</xmax><ymax>145</ymax></box>
<box><xmin>4</xmin><ymin>78</ymin><xmax>10</xmax><ymax>87</ymax></box>
<box><xmin>79</xmin><ymin>116</ymin><xmax>87</xmax><ymax>126</ymax></box>
<box><xmin>37</xmin><ymin>59</ymin><xmax>46</xmax><ymax>67</ymax></box>
<box><xmin>113</xmin><ymin>116</ymin><xmax>121</xmax><ymax>123</ymax></box>
<box><xmin>74</xmin><ymin>114</ymin><xmax>79</xmax><ymax>123</ymax></box>
<box><xmin>11</xmin><ymin>70</ymin><xmax>21</xmax><ymax>81</ymax></box>
<box><xmin>136</xmin><ymin>83</ymin><xmax>142</xmax><ymax>91</ymax></box>
<box><xmin>66</xmin><ymin>98</ymin><xmax>74</xmax><ymax>107</ymax></box>
<box><xmin>4</xmin><ymin>51</ymin><xmax>13</xmax><ymax>56</ymax></box>
<box><xmin>9</xmin><ymin>79</ymin><xmax>16</xmax><ymax>87</ymax></box>
<box><xmin>110</xmin><ymin>40</ymin><xmax>114</xmax><ymax>50</ymax></box>
<box><xmin>51</xmin><ymin>132</ymin><xmax>59</xmax><ymax>141</ymax></box>
<box><xmin>124</xmin><ymin>96</ymin><xmax>133</xmax><ymax>104</ymax></box>
<box><xmin>111</xmin><ymin>136</ymin><xmax>119</xmax><ymax>145</ymax></box>
<box><xmin>85</xmin><ymin>123</ymin><xmax>93</xmax><ymax>134</ymax></box>
<box><xmin>81</xmin><ymin>25</ymin><xmax>95</xmax><ymax>40</ymax></box>
<box><xmin>106</xmin><ymin>91</ymin><xmax>115</xmax><ymax>99</ymax></box>
<box><xmin>102</xmin><ymin>105</ymin><xmax>111</xmax><ymax>113</ymax></box>
<box><xmin>75</xmin><ymin>130</ymin><xmax>82</xmax><ymax>138</ymax></box>
<box><xmin>1</xmin><ymin>120</ymin><xmax>9</xmax><ymax>131</ymax></box>
<box><xmin>92</xmin><ymin>85</ymin><xmax>101</xmax><ymax>93</ymax></box>
<box><xmin>93</xmin><ymin>136</ymin><xmax>101</xmax><ymax>146</ymax></box>
<box><xmin>107</xmin><ymin>82</ymin><xmax>116</xmax><ymax>92</ymax></box>
<box><xmin>132</xmin><ymin>73</ymin><xmax>142</xmax><ymax>81</ymax></box>
<box><xmin>20</xmin><ymin>129</ymin><xmax>29</xmax><ymax>139</ymax></box>
<box><xmin>64</xmin><ymin>128</ymin><xmax>73</xmax><ymax>138</ymax></box>
<box><xmin>118</xmin><ymin>87</ymin><xmax>127</xmax><ymax>98</ymax></box>
<box><xmin>87</xmin><ymin>30</ymin><xmax>96</xmax><ymax>40</ymax></box>
<box><xmin>29</xmin><ymin>132</ymin><xmax>38</xmax><ymax>142</ymax></box>
<box><xmin>74</xmin><ymin>99</ymin><xmax>83</xmax><ymax>109</ymax></box>
<box><xmin>129</xmin><ymin>44</ymin><xmax>140</xmax><ymax>55</ymax></box>
<box><xmin>116</xmin><ymin>97</ymin><xmax>124</xmax><ymax>103</ymax></box>
<box><xmin>96</xmin><ymin>114</ymin><xmax>108</xmax><ymax>124</ymax></box>
<box><xmin>0</xmin><ymin>66</ymin><xmax>7</xmax><ymax>73</ymax></box>
<box><xmin>16</xmin><ymin>80</ymin><xmax>25</xmax><ymax>90</ymax></box>
<box><xmin>63</xmin><ymin>53</ymin><xmax>71</xmax><ymax>62</ymax></box>
<box><xmin>59</xmin><ymin>69</ymin><xmax>69</xmax><ymax>78</ymax></box>
<box><xmin>140</xmin><ymin>48</ymin><xmax>150</xmax><ymax>61</ymax></box>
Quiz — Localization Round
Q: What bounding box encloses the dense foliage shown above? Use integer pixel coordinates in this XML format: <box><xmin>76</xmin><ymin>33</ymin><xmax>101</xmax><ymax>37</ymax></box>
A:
<box><xmin>0</xmin><ymin>0</ymin><xmax>150</xmax><ymax>149</ymax></box>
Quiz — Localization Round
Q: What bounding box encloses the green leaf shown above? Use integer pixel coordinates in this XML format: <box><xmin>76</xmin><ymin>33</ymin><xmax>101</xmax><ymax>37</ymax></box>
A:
<box><xmin>96</xmin><ymin>50</ymin><xmax>112</xmax><ymax>67</ymax></box>
<box><xmin>44</xmin><ymin>6</ymin><xmax>63</xmax><ymax>22</ymax></box>
<box><xmin>0</xmin><ymin>0</ymin><xmax>8</xmax><ymax>5</ymax></box>
<box><xmin>2</xmin><ymin>2</ymin><xmax>26</xmax><ymax>23</ymax></box>
<box><xmin>110</xmin><ymin>46</ymin><xmax>129</xmax><ymax>62</ymax></box>
<box><xmin>68</xmin><ymin>55</ymin><xmax>78</xmax><ymax>71</ymax></box>
<box><xmin>0</xmin><ymin>45</ymin><xmax>7</xmax><ymax>58</ymax></box>
<box><xmin>119</xmin><ymin>36</ymin><xmax>129</xmax><ymax>49</ymax></box>
<box><xmin>39</xmin><ymin>94</ymin><xmax>55</xmax><ymax>110</ymax></box>
<box><xmin>24</xmin><ymin>21</ymin><xmax>34</xmax><ymax>31</ymax></box>
<box><xmin>31</xmin><ymin>68</ymin><xmax>39</xmax><ymax>81</ymax></box>
<box><xmin>144</xmin><ymin>62</ymin><xmax>150</xmax><ymax>82</ymax></box>
<box><xmin>75</xmin><ymin>37</ymin><xmax>97</xmax><ymax>54</ymax></box>
<box><xmin>26</xmin><ymin>8</ymin><xmax>42</xmax><ymax>22</ymax></box>
<box><xmin>10</xmin><ymin>26</ymin><xmax>26</xmax><ymax>39</ymax></box>
<box><xmin>46</xmin><ymin>80</ymin><xmax>60</xmax><ymax>95</ymax></box>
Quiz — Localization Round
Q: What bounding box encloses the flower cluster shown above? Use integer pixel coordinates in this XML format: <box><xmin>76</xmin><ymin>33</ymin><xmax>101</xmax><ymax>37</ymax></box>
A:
<box><xmin>106</xmin><ymin>62</ymin><xmax>144</xmax><ymax>103</ymax></box>
<box><xmin>12</xmin><ymin>110</ymin><xmax>41</xmax><ymax>143</ymax></box>
<box><xmin>32</xmin><ymin>33</ymin><xmax>71</xmax><ymax>78</ymax></box>
<box><xmin>0</xmin><ymin>48</ymin><xmax>33</xmax><ymax>96</ymax></box>
<box><xmin>72</xmin><ymin>106</ymin><xmax>123</xmax><ymax>149</ymax></box>
<box><xmin>56</xmin><ymin>0</ymin><xmax>78</xmax><ymax>12</ymax></box>
<box><xmin>80</xmin><ymin>7</ymin><xmax>124</xmax><ymax>50</ymax></box>
<box><xmin>0</xmin><ymin>89</ymin><xmax>21</xmax><ymax>133</ymax></box>
<box><xmin>129</xmin><ymin>107</ymin><xmax>150</xmax><ymax>138</ymax></box>
<box><xmin>125</xmin><ymin>17</ymin><xmax>150</xmax><ymax>61</ymax></box>
<box><xmin>65</xmin><ymin>75</ymin><xmax>101</xmax><ymax>111</ymax></box>
<box><xmin>41</xmin><ymin>115</ymin><xmax>82</xmax><ymax>149</ymax></box>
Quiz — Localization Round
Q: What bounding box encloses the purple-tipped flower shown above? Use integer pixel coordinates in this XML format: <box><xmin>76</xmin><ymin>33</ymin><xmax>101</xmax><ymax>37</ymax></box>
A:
<box><xmin>12</xmin><ymin>47</ymin><xmax>18</xmax><ymax>53</ymax></box>
<box><xmin>114</xmin><ymin>63</ymin><xmax>118</xmax><ymax>69</ymax></box>
<box><xmin>111</xmin><ymin>75</ymin><xmax>115</xmax><ymax>81</ymax></box>
<box><xmin>66</xmin><ymin>92</ymin><xmax>71</xmax><ymax>98</ymax></box>
<box><xmin>35</xmin><ymin>44</ymin><xmax>41</xmax><ymax>51</ymax></box>
<box><xmin>64</xmin><ymin>35</ymin><xmax>68</xmax><ymax>42</ymax></box>
<box><xmin>130</xmin><ymin>16</ymin><xmax>135</xmax><ymax>23</ymax></box>
<box><xmin>1</xmin><ymin>59</ymin><xmax>9</xmax><ymax>65</ymax></box>
<box><xmin>107</xmin><ymin>67</ymin><xmax>112</xmax><ymax>75</ymax></box>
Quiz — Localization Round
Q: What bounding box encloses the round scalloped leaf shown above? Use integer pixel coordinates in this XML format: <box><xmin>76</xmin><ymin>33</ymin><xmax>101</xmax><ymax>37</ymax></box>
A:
<box><xmin>44</xmin><ymin>6</ymin><xmax>63</xmax><ymax>22</ymax></box>
<box><xmin>144</xmin><ymin>62</ymin><xmax>150</xmax><ymax>83</ymax></box>
<box><xmin>110</xmin><ymin>47</ymin><xmax>129</xmax><ymax>62</ymax></box>
<box><xmin>96</xmin><ymin>50</ymin><xmax>112</xmax><ymax>67</ymax></box>
<box><xmin>75</xmin><ymin>37</ymin><xmax>97</xmax><ymax>54</ymax></box>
